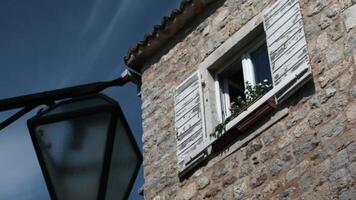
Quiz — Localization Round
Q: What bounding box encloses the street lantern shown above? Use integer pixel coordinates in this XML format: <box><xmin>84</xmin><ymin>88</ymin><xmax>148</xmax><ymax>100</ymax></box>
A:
<box><xmin>27</xmin><ymin>94</ymin><xmax>142</xmax><ymax>200</ymax></box>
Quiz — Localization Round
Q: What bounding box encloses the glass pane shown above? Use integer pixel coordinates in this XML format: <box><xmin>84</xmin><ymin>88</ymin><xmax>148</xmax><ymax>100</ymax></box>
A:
<box><xmin>218</xmin><ymin>61</ymin><xmax>245</xmax><ymax>119</ymax></box>
<box><xmin>43</xmin><ymin>97</ymin><xmax>109</xmax><ymax>116</ymax></box>
<box><xmin>106</xmin><ymin>118</ymin><xmax>140</xmax><ymax>200</ymax></box>
<box><xmin>35</xmin><ymin>113</ymin><xmax>111</xmax><ymax>200</ymax></box>
<box><xmin>251</xmin><ymin>44</ymin><xmax>272</xmax><ymax>85</ymax></box>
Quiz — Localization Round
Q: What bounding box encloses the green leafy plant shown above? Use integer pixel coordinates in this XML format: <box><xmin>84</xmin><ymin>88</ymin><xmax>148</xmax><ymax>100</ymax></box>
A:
<box><xmin>210</xmin><ymin>80</ymin><xmax>272</xmax><ymax>138</ymax></box>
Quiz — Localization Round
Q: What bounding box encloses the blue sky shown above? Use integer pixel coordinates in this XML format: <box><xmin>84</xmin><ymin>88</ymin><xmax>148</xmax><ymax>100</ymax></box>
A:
<box><xmin>0</xmin><ymin>0</ymin><xmax>180</xmax><ymax>199</ymax></box>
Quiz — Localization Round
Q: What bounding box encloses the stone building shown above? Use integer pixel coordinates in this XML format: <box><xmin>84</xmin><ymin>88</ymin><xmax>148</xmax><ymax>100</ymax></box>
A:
<box><xmin>124</xmin><ymin>0</ymin><xmax>356</xmax><ymax>199</ymax></box>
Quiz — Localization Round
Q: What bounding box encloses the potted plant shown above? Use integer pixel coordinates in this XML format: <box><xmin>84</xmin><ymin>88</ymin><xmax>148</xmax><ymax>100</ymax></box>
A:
<box><xmin>211</xmin><ymin>79</ymin><xmax>274</xmax><ymax>138</ymax></box>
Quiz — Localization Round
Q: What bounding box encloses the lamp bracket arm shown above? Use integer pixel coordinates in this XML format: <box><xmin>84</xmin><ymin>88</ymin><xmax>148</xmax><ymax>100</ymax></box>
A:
<box><xmin>0</xmin><ymin>69</ymin><xmax>141</xmax><ymax>130</ymax></box>
<box><xmin>0</xmin><ymin>75</ymin><xmax>135</xmax><ymax>112</ymax></box>
<box><xmin>0</xmin><ymin>104</ymin><xmax>39</xmax><ymax>131</ymax></box>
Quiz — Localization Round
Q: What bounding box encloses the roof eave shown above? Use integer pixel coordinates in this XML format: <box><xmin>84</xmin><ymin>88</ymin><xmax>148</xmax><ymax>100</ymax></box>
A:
<box><xmin>124</xmin><ymin>0</ymin><xmax>215</xmax><ymax>71</ymax></box>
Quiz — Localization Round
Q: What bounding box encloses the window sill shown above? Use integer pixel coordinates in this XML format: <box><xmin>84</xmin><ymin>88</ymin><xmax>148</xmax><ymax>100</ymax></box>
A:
<box><xmin>225</xmin><ymin>91</ymin><xmax>277</xmax><ymax>133</ymax></box>
<box><xmin>234</xmin><ymin>97</ymin><xmax>276</xmax><ymax>131</ymax></box>
<box><xmin>210</xmin><ymin>88</ymin><xmax>279</xmax><ymax>147</ymax></box>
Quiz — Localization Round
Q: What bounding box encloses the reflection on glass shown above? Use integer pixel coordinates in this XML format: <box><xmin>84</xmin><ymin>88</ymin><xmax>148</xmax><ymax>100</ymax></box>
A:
<box><xmin>251</xmin><ymin>44</ymin><xmax>272</xmax><ymax>84</ymax></box>
<box><xmin>35</xmin><ymin>113</ymin><xmax>111</xmax><ymax>200</ymax></box>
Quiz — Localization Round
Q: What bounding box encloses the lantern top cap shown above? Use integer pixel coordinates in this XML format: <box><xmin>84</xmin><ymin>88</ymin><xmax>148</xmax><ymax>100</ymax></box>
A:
<box><xmin>28</xmin><ymin>94</ymin><xmax>120</xmax><ymax>126</ymax></box>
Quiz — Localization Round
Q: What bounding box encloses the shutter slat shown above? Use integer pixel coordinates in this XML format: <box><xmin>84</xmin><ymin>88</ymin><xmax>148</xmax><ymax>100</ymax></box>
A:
<box><xmin>274</xmin><ymin>48</ymin><xmax>308</xmax><ymax>84</ymax></box>
<box><xmin>272</xmin><ymin>36</ymin><xmax>306</xmax><ymax>74</ymax></box>
<box><xmin>177</xmin><ymin>121</ymin><xmax>202</xmax><ymax>141</ymax></box>
<box><xmin>178</xmin><ymin>137</ymin><xmax>204</xmax><ymax>157</ymax></box>
<box><xmin>268</xmin><ymin>19</ymin><xmax>303</xmax><ymax>47</ymax></box>
<box><xmin>175</xmin><ymin>76</ymin><xmax>199</xmax><ymax>103</ymax></box>
<box><xmin>269</xmin><ymin>24</ymin><xmax>304</xmax><ymax>62</ymax></box>
<box><xmin>174</xmin><ymin>71</ymin><xmax>208</xmax><ymax>174</ymax></box>
<box><xmin>177</xmin><ymin>111</ymin><xmax>201</xmax><ymax>136</ymax></box>
<box><xmin>177</xmin><ymin>132</ymin><xmax>203</xmax><ymax>155</ymax></box>
<box><xmin>176</xmin><ymin>108</ymin><xmax>200</xmax><ymax>130</ymax></box>
<box><xmin>265</xmin><ymin>0</ymin><xmax>295</xmax><ymax>25</ymax></box>
<box><xmin>264</xmin><ymin>0</ymin><xmax>312</xmax><ymax>102</ymax></box>
<box><xmin>266</xmin><ymin>5</ymin><xmax>301</xmax><ymax>39</ymax></box>
<box><xmin>175</xmin><ymin>83</ymin><xmax>199</xmax><ymax>106</ymax></box>
<box><xmin>175</xmin><ymin>92</ymin><xmax>200</xmax><ymax>119</ymax></box>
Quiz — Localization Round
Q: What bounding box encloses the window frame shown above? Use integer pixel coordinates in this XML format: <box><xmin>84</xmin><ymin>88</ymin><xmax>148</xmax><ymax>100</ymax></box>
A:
<box><xmin>214</xmin><ymin>32</ymin><xmax>271</xmax><ymax>122</ymax></box>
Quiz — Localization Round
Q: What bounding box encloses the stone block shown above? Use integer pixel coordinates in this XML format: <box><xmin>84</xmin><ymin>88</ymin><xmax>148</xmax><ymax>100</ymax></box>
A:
<box><xmin>348</xmin><ymin>161</ymin><xmax>356</xmax><ymax>179</ymax></box>
<box><xmin>318</xmin><ymin>116</ymin><xmax>346</xmax><ymax>141</ymax></box>
<box><xmin>262</xmin><ymin>124</ymin><xmax>285</xmax><ymax>145</ymax></box>
<box><xmin>307</xmin><ymin>0</ymin><xmax>329</xmax><ymax>16</ymax></box>
<box><xmin>197</xmin><ymin>176</ymin><xmax>210</xmax><ymax>190</ymax></box>
<box><xmin>329</xmin><ymin>168</ymin><xmax>350</xmax><ymax>193</ymax></box>
<box><xmin>286</xmin><ymin>160</ymin><xmax>309</xmax><ymax>182</ymax></box>
<box><xmin>279</xmin><ymin>187</ymin><xmax>296</xmax><ymax>200</ymax></box>
<box><xmin>278</xmin><ymin>134</ymin><xmax>294</xmax><ymax>149</ymax></box>
<box><xmin>325</xmin><ymin>40</ymin><xmax>344</xmax><ymax>66</ymax></box>
<box><xmin>233</xmin><ymin>182</ymin><xmax>247</xmax><ymax>200</ymax></box>
<box><xmin>308</xmin><ymin>109</ymin><xmax>324</xmax><ymax>128</ymax></box>
<box><xmin>244</xmin><ymin>140</ymin><xmax>263</xmax><ymax>159</ymax></box>
<box><xmin>181</xmin><ymin>182</ymin><xmax>197</xmax><ymax>200</ymax></box>
<box><xmin>212</xmin><ymin>9</ymin><xmax>229</xmax><ymax>28</ymax></box>
<box><xmin>293</xmin><ymin>135</ymin><xmax>320</xmax><ymax>161</ymax></box>
<box><xmin>211</xmin><ymin>163</ymin><xmax>229</xmax><ymax>180</ymax></box>
<box><xmin>203</xmin><ymin>187</ymin><xmax>220</xmax><ymax>198</ymax></box>
<box><xmin>223</xmin><ymin>175</ymin><xmax>237</xmax><ymax>187</ymax></box>
<box><xmin>319</xmin><ymin>14</ymin><xmax>332</xmax><ymax>29</ymax></box>
<box><xmin>239</xmin><ymin>162</ymin><xmax>252</xmax><ymax>178</ymax></box>
<box><xmin>345</xmin><ymin>29</ymin><xmax>356</xmax><ymax>55</ymax></box>
<box><xmin>324</xmin><ymin>3</ymin><xmax>341</xmax><ymax>18</ymax></box>
<box><xmin>270</xmin><ymin>159</ymin><xmax>285</xmax><ymax>176</ymax></box>
<box><xmin>347</xmin><ymin>142</ymin><xmax>356</xmax><ymax>162</ymax></box>
<box><xmin>305</xmin><ymin>19</ymin><xmax>321</xmax><ymax>38</ymax></box>
<box><xmin>330</xmin><ymin>149</ymin><xmax>349</xmax><ymax>170</ymax></box>
<box><xmin>315</xmin><ymin>32</ymin><xmax>329</xmax><ymax>52</ymax></box>
<box><xmin>346</xmin><ymin>102</ymin><xmax>356</xmax><ymax>124</ymax></box>
<box><xmin>287</xmin><ymin>109</ymin><xmax>307</xmax><ymax>128</ymax></box>
<box><xmin>250</xmin><ymin>172</ymin><xmax>267</xmax><ymax>188</ymax></box>
<box><xmin>298</xmin><ymin>172</ymin><xmax>316</xmax><ymax>192</ymax></box>
<box><xmin>339</xmin><ymin>186</ymin><xmax>356</xmax><ymax>200</ymax></box>
<box><xmin>344</xmin><ymin>4</ymin><xmax>356</xmax><ymax>31</ymax></box>
<box><xmin>351</xmin><ymin>85</ymin><xmax>356</xmax><ymax>98</ymax></box>
<box><xmin>293</xmin><ymin>122</ymin><xmax>308</xmax><ymax>137</ymax></box>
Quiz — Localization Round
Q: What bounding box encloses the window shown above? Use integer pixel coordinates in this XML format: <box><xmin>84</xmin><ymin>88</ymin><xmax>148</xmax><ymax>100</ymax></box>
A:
<box><xmin>216</xmin><ymin>33</ymin><xmax>273</xmax><ymax>120</ymax></box>
<box><xmin>174</xmin><ymin>0</ymin><xmax>313</xmax><ymax>176</ymax></box>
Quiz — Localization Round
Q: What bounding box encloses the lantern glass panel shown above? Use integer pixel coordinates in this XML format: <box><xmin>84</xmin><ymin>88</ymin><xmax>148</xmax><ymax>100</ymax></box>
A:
<box><xmin>34</xmin><ymin>112</ymin><xmax>111</xmax><ymax>200</ymax></box>
<box><xmin>105</xmin><ymin>118</ymin><xmax>140</xmax><ymax>200</ymax></box>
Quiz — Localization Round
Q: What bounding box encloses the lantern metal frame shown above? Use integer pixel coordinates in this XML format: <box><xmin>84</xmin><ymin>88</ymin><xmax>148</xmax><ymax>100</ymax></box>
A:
<box><xmin>27</xmin><ymin>94</ymin><xmax>142</xmax><ymax>200</ymax></box>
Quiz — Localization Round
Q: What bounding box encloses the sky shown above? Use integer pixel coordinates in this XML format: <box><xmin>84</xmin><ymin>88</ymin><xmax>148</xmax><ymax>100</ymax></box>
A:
<box><xmin>0</xmin><ymin>0</ymin><xmax>180</xmax><ymax>199</ymax></box>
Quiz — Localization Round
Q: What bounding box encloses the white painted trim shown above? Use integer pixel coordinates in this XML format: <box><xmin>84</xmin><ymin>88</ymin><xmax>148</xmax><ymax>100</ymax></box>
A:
<box><xmin>198</xmin><ymin>72</ymin><xmax>208</xmax><ymax>140</ymax></box>
<box><xmin>214</xmin><ymin>75</ymin><xmax>223</xmax><ymax>123</ymax></box>
<box><xmin>222</xmin><ymin>79</ymin><xmax>231</xmax><ymax>117</ymax></box>
<box><xmin>241</xmin><ymin>53</ymin><xmax>256</xmax><ymax>87</ymax></box>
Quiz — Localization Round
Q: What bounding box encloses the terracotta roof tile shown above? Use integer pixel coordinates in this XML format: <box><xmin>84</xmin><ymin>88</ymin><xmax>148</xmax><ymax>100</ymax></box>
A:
<box><xmin>124</xmin><ymin>0</ymin><xmax>215</xmax><ymax>71</ymax></box>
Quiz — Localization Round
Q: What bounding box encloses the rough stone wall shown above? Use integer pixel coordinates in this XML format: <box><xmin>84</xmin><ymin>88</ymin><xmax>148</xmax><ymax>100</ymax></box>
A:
<box><xmin>139</xmin><ymin>0</ymin><xmax>356</xmax><ymax>199</ymax></box>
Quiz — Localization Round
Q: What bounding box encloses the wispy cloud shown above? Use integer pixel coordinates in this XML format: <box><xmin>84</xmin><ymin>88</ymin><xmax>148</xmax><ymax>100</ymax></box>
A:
<box><xmin>58</xmin><ymin>0</ymin><xmax>131</xmax><ymax>87</ymax></box>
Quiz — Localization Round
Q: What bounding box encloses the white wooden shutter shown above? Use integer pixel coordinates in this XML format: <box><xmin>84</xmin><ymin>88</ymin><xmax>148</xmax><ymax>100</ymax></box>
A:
<box><xmin>264</xmin><ymin>0</ymin><xmax>312</xmax><ymax>102</ymax></box>
<box><xmin>174</xmin><ymin>71</ymin><xmax>209</xmax><ymax>174</ymax></box>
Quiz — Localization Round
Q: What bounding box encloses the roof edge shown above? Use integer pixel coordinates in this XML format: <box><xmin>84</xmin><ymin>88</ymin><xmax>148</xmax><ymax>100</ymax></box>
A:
<box><xmin>123</xmin><ymin>0</ymin><xmax>215</xmax><ymax>71</ymax></box>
